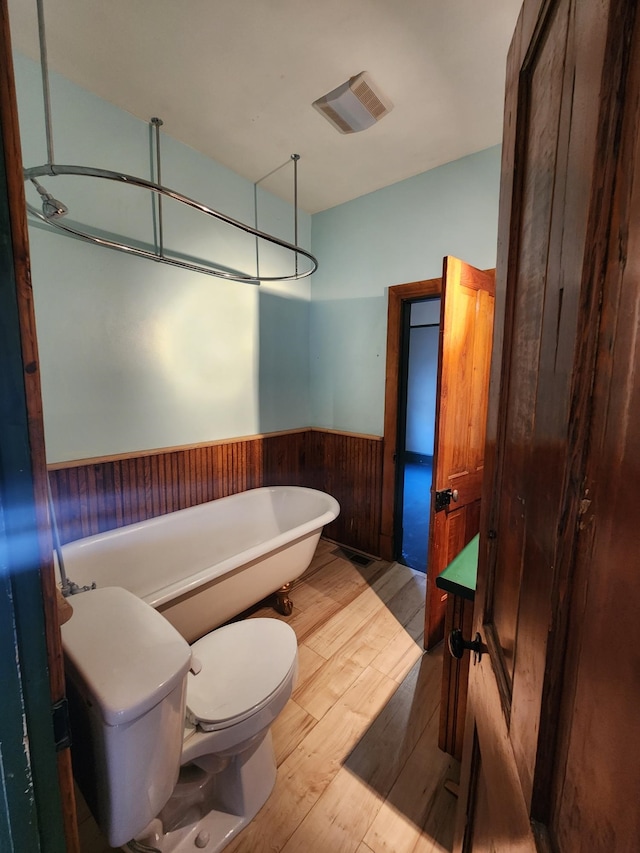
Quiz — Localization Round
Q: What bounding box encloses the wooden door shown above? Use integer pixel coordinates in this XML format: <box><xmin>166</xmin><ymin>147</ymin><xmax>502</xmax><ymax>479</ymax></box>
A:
<box><xmin>424</xmin><ymin>257</ymin><xmax>494</xmax><ymax>649</ymax></box>
<box><xmin>455</xmin><ymin>0</ymin><xmax>640</xmax><ymax>849</ymax></box>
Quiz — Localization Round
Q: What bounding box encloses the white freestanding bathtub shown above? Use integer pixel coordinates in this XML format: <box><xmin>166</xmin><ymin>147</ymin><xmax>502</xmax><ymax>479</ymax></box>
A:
<box><xmin>59</xmin><ymin>486</ymin><xmax>340</xmax><ymax>642</ymax></box>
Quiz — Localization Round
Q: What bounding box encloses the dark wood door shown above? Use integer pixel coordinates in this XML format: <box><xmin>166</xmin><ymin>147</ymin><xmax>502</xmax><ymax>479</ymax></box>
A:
<box><xmin>455</xmin><ymin>0</ymin><xmax>640</xmax><ymax>849</ymax></box>
<box><xmin>424</xmin><ymin>257</ymin><xmax>494</xmax><ymax>649</ymax></box>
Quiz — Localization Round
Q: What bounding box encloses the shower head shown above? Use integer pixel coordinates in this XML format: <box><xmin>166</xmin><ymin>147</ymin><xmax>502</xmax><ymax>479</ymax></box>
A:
<box><xmin>31</xmin><ymin>178</ymin><xmax>68</xmax><ymax>219</ymax></box>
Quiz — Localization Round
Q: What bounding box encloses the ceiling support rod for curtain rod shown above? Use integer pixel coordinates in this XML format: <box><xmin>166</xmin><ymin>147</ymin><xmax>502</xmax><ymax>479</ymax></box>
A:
<box><xmin>36</xmin><ymin>0</ymin><xmax>54</xmax><ymax>165</ymax></box>
<box><xmin>25</xmin><ymin>0</ymin><xmax>319</xmax><ymax>282</ymax></box>
<box><xmin>253</xmin><ymin>181</ymin><xmax>261</xmax><ymax>281</ymax></box>
<box><xmin>254</xmin><ymin>154</ymin><xmax>304</xmax><ymax>282</ymax></box>
<box><xmin>151</xmin><ymin>117</ymin><xmax>164</xmax><ymax>257</ymax></box>
<box><xmin>23</xmin><ymin>162</ymin><xmax>319</xmax><ymax>281</ymax></box>
<box><xmin>292</xmin><ymin>154</ymin><xmax>299</xmax><ymax>278</ymax></box>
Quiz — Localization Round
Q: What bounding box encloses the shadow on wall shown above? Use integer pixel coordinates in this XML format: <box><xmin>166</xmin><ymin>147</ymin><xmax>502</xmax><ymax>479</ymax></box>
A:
<box><xmin>309</xmin><ymin>295</ymin><xmax>387</xmax><ymax>436</ymax></box>
<box><xmin>258</xmin><ymin>288</ymin><xmax>311</xmax><ymax>435</ymax></box>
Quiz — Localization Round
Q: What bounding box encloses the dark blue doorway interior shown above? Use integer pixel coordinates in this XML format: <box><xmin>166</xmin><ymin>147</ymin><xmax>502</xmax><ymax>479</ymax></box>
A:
<box><xmin>401</xmin><ymin>453</ymin><xmax>433</xmax><ymax>570</ymax></box>
<box><xmin>395</xmin><ymin>298</ymin><xmax>440</xmax><ymax>573</ymax></box>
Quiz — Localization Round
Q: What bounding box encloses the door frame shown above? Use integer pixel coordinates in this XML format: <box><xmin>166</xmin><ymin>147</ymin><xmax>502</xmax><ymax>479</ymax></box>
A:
<box><xmin>380</xmin><ymin>269</ymin><xmax>494</xmax><ymax>564</ymax></box>
<box><xmin>380</xmin><ymin>277</ymin><xmax>441</xmax><ymax>561</ymax></box>
<box><xmin>0</xmin><ymin>2</ymin><xmax>79</xmax><ymax>848</ymax></box>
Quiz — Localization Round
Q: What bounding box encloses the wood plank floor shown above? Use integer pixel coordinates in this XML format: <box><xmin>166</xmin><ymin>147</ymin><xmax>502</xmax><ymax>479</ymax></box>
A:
<box><xmin>76</xmin><ymin>539</ymin><xmax>459</xmax><ymax>852</ymax></box>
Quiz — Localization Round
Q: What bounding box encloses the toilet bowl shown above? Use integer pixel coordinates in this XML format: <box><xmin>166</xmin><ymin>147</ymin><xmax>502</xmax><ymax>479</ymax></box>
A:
<box><xmin>140</xmin><ymin>618</ymin><xmax>298</xmax><ymax>852</ymax></box>
<box><xmin>61</xmin><ymin>587</ymin><xmax>298</xmax><ymax>853</ymax></box>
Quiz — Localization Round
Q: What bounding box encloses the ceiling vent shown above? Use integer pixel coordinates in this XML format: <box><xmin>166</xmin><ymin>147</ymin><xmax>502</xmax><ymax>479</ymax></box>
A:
<box><xmin>312</xmin><ymin>72</ymin><xmax>393</xmax><ymax>134</ymax></box>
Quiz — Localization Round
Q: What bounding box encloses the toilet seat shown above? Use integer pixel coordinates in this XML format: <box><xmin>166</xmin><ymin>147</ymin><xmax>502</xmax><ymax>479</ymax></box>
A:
<box><xmin>186</xmin><ymin>618</ymin><xmax>298</xmax><ymax>732</ymax></box>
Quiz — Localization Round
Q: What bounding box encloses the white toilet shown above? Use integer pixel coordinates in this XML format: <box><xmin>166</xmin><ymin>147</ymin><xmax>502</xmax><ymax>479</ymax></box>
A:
<box><xmin>61</xmin><ymin>586</ymin><xmax>298</xmax><ymax>852</ymax></box>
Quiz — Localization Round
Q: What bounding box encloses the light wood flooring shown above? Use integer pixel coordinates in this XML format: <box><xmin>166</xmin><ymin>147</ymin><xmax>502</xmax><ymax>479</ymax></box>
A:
<box><xmin>76</xmin><ymin>539</ymin><xmax>458</xmax><ymax>852</ymax></box>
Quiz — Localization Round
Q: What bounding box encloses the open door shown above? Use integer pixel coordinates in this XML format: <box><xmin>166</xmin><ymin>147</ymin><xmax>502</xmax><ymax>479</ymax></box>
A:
<box><xmin>455</xmin><ymin>0</ymin><xmax>640</xmax><ymax>849</ymax></box>
<box><xmin>424</xmin><ymin>257</ymin><xmax>494</xmax><ymax>650</ymax></box>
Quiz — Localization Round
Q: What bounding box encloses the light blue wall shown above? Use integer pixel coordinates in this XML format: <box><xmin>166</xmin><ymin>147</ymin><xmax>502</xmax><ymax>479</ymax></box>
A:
<box><xmin>406</xmin><ymin>324</ymin><xmax>439</xmax><ymax>456</ymax></box>
<box><xmin>309</xmin><ymin>146</ymin><xmax>501</xmax><ymax>436</ymax></box>
<box><xmin>15</xmin><ymin>53</ymin><xmax>501</xmax><ymax>463</ymax></box>
<box><xmin>406</xmin><ymin>298</ymin><xmax>440</xmax><ymax>456</ymax></box>
<box><xmin>14</xmin><ymin>53</ymin><xmax>312</xmax><ymax>463</ymax></box>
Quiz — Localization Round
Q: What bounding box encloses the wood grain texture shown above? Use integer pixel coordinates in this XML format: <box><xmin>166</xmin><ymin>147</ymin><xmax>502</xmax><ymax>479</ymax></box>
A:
<box><xmin>454</xmin><ymin>0</ymin><xmax>556</xmax><ymax>846</ymax></box>
<box><xmin>306</xmin><ymin>429</ymin><xmax>383</xmax><ymax>554</ymax></box>
<box><xmin>425</xmin><ymin>259</ymin><xmax>494</xmax><ymax>651</ymax></box>
<box><xmin>548</xmin><ymin>1</ymin><xmax>640</xmax><ymax>847</ymax></box>
<box><xmin>48</xmin><ymin>428</ymin><xmax>383</xmax><ymax>555</ymax></box>
<box><xmin>456</xmin><ymin>0</ymin><xmax>640</xmax><ymax>850</ymax></box>
<box><xmin>77</xmin><ymin>540</ymin><xmax>456</xmax><ymax>853</ymax></box>
<box><xmin>233</xmin><ymin>555</ymin><xmax>452</xmax><ymax>853</ymax></box>
<box><xmin>439</xmin><ymin>593</ymin><xmax>474</xmax><ymax>761</ymax></box>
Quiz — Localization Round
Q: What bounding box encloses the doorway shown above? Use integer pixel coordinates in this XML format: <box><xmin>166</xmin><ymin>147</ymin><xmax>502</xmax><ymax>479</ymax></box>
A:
<box><xmin>381</xmin><ymin>262</ymin><xmax>494</xmax><ymax>647</ymax></box>
<box><xmin>395</xmin><ymin>297</ymin><xmax>441</xmax><ymax>571</ymax></box>
<box><xmin>379</xmin><ymin>276</ymin><xmax>441</xmax><ymax>564</ymax></box>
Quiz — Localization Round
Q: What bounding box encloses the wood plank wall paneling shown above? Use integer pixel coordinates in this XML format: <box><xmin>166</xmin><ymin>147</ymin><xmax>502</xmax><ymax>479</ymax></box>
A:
<box><xmin>48</xmin><ymin>430</ymin><xmax>384</xmax><ymax>556</ymax></box>
<box><xmin>262</xmin><ymin>430</ymin><xmax>307</xmax><ymax>486</ymax></box>
<box><xmin>305</xmin><ymin>430</ymin><xmax>383</xmax><ymax>555</ymax></box>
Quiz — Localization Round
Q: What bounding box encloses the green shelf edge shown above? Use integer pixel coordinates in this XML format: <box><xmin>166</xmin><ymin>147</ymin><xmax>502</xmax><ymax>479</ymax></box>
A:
<box><xmin>435</xmin><ymin>533</ymin><xmax>478</xmax><ymax>600</ymax></box>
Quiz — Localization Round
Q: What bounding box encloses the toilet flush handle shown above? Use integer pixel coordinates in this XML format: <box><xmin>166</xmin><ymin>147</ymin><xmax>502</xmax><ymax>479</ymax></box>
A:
<box><xmin>190</xmin><ymin>657</ymin><xmax>202</xmax><ymax>675</ymax></box>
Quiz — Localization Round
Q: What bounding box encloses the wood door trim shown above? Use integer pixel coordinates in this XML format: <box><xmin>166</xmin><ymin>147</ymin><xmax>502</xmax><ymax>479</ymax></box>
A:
<box><xmin>47</xmin><ymin>426</ymin><xmax>384</xmax><ymax>471</ymax></box>
<box><xmin>309</xmin><ymin>426</ymin><xmax>382</xmax><ymax>441</ymax></box>
<box><xmin>46</xmin><ymin>428</ymin><xmax>310</xmax><ymax>469</ymax></box>
<box><xmin>379</xmin><ymin>277</ymin><xmax>441</xmax><ymax>560</ymax></box>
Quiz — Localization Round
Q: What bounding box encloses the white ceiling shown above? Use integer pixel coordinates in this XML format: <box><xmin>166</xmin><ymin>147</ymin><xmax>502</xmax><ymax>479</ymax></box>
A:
<box><xmin>8</xmin><ymin>0</ymin><xmax>523</xmax><ymax>214</ymax></box>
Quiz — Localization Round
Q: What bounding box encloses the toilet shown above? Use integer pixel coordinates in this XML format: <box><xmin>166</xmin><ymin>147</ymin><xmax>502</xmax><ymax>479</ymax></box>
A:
<box><xmin>61</xmin><ymin>586</ymin><xmax>298</xmax><ymax>852</ymax></box>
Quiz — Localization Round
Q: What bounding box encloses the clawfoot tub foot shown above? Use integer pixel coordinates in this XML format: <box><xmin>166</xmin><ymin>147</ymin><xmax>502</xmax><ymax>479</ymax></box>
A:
<box><xmin>274</xmin><ymin>582</ymin><xmax>294</xmax><ymax>616</ymax></box>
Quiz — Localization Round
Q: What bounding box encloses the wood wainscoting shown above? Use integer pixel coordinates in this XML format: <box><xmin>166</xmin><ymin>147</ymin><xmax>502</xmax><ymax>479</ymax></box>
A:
<box><xmin>48</xmin><ymin>428</ymin><xmax>383</xmax><ymax>556</ymax></box>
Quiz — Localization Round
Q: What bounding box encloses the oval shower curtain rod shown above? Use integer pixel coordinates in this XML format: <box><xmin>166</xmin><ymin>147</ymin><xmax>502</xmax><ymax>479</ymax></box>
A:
<box><xmin>24</xmin><ymin>159</ymin><xmax>318</xmax><ymax>282</ymax></box>
<box><xmin>23</xmin><ymin>0</ymin><xmax>318</xmax><ymax>283</ymax></box>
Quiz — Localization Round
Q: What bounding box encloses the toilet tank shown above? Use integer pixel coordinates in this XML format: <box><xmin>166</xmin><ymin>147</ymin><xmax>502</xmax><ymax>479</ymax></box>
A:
<box><xmin>61</xmin><ymin>586</ymin><xmax>192</xmax><ymax>848</ymax></box>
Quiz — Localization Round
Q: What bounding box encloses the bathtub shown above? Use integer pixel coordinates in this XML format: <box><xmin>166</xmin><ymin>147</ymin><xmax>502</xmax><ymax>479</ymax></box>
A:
<box><xmin>59</xmin><ymin>486</ymin><xmax>340</xmax><ymax>642</ymax></box>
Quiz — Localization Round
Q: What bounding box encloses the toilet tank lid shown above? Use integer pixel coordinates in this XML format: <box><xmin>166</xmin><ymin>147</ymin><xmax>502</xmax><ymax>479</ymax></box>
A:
<box><xmin>61</xmin><ymin>587</ymin><xmax>191</xmax><ymax>727</ymax></box>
